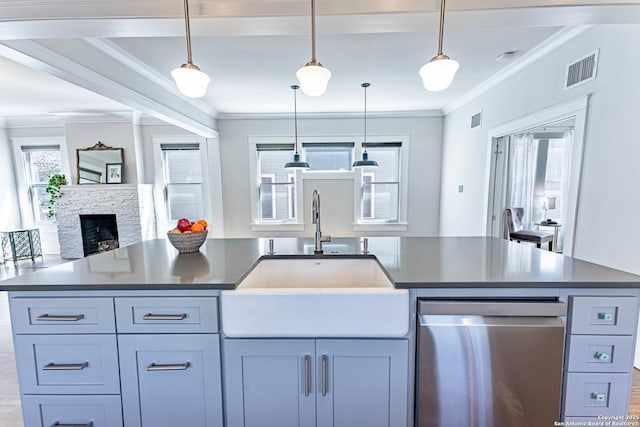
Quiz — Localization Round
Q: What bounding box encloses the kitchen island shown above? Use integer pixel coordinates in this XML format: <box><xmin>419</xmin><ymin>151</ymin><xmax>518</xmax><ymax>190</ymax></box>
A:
<box><xmin>1</xmin><ymin>237</ymin><xmax>639</xmax><ymax>427</ymax></box>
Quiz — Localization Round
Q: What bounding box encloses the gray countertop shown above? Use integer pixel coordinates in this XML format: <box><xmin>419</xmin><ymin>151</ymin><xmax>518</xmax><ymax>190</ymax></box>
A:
<box><xmin>1</xmin><ymin>237</ymin><xmax>639</xmax><ymax>291</ymax></box>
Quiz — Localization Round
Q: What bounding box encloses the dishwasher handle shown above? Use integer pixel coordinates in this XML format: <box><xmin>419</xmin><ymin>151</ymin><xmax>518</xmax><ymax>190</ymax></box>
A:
<box><xmin>418</xmin><ymin>300</ymin><xmax>566</xmax><ymax>317</ymax></box>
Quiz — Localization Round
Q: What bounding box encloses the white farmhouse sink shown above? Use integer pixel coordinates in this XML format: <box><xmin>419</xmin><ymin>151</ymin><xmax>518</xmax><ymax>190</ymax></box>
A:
<box><xmin>221</xmin><ymin>256</ymin><xmax>409</xmax><ymax>338</ymax></box>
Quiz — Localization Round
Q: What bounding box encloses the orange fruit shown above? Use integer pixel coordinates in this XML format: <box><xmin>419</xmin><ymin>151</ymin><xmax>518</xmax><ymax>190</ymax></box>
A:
<box><xmin>191</xmin><ymin>223</ymin><xmax>204</xmax><ymax>233</ymax></box>
<box><xmin>197</xmin><ymin>219</ymin><xmax>208</xmax><ymax>230</ymax></box>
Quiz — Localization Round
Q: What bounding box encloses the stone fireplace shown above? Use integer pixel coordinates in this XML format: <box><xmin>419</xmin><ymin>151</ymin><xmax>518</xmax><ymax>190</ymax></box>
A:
<box><xmin>55</xmin><ymin>184</ymin><xmax>155</xmax><ymax>258</ymax></box>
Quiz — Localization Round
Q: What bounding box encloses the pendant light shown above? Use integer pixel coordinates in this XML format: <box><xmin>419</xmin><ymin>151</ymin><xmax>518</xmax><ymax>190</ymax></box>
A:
<box><xmin>171</xmin><ymin>0</ymin><xmax>211</xmax><ymax>98</ymax></box>
<box><xmin>418</xmin><ymin>0</ymin><xmax>459</xmax><ymax>92</ymax></box>
<box><xmin>284</xmin><ymin>85</ymin><xmax>310</xmax><ymax>169</ymax></box>
<box><xmin>296</xmin><ymin>0</ymin><xmax>331</xmax><ymax>96</ymax></box>
<box><xmin>352</xmin><ymin>83</ymin><xmax>378</xmax><ymax>169</ymax></box>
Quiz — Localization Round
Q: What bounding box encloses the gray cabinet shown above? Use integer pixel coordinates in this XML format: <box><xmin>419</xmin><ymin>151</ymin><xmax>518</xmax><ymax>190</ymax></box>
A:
<box><xmin>10</xmin><ymin>296</ymin><xmax>122</xmax><ymax>427</ymax></box>
<box><xmin>563</xmin><ymin>296</ymin><xmax>638</xmax><ymax>420</ymax></box>
<box><xmin>224</xmin><ymin>338</ymin><xmax>409</xmax><ymax>427</ymax></box>
<box><xmin>10</xmin><ymin>292</ymin><xmax>224</xmax><ymax>427</ymax></box>
<box><xmin>118</xmin><ymin>334</ymin><xmax>223</xmax><ymax>427</ymax></box>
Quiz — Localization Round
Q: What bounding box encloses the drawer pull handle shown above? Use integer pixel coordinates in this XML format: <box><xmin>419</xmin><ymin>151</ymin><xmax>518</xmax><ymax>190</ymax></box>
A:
<box><xmin>52</xmin><ymin>422</ymin><xmax>93</xmax><ymax>427</ymax></box>
<box><xmin>43</xmin><ymin>362</ymin><xmax>89</xmax><ymax>371</ymax></box>
<box><xmin>37</xmin><ymin>314</ymin><xmax>85</xmax><ymax>322</ymax></box>
<box><xmin>594</xmin><ymin>351</ymin><xmax>611</xmax><ymax>361</ymax></box>
<box><xmin>143</xmin><ymin>313</ymin><xmax>187</xmax><ymax>321</ymax></box>
<box><xmin>147</xmin><ymin>362</ymin><xmax>191</xmax><ymax>371</ymax></box>
<box><xmin>591</xmin><ymin>392</ymin><xmax>606</xmax><ymax>402</ymax></box>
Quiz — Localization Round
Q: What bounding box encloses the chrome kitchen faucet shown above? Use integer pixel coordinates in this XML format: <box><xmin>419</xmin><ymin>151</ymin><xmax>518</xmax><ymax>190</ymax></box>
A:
<box><xmin>312</xmin><ymin>189</ymin><xmax>331</xmax><ymax>254</ymax></box>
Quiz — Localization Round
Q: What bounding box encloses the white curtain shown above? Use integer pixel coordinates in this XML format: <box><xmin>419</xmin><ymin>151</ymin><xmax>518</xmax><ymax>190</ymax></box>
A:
<box><xmin>508</xmin><ymin>132</ymin><xmax>538</xmax><ymax>228</ymax></box>
<box><xmin>559</xmin><ymin>130</ymin><xmax>574</xmax><ymax>222</ymax></box>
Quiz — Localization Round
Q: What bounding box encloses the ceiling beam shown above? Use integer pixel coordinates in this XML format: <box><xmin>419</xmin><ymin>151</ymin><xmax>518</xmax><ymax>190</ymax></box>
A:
<box><xmin>0</xmin><ymin>38</ymin><xmax>218</xmax><ymax>137</ymax></box>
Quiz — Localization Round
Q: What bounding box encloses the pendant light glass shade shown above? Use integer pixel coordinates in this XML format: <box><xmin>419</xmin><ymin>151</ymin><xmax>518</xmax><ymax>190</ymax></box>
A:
<box><xmin>419</xmin><ymin>0</ymin><xmax>458</xmax><ymax>92</ymax></box>
<box><xmin>296</xmin><ymin>62</ymin><xmax>331</xmax><ymax>96</ymax></box>
<box><xmin>172</xmin><ymin>63</ymin><xmax>211</xmax><ymax>98</ymax></box>
<box><xmin>173</xmin><ymin>0</ymin><xmax>210</xmax><ymax>98</ymax></box>
<box><xmin>297</xmin><ymin>0</ymin><xmax>331</xmax><ymax>96</ymax></box>
<box><xmin>285</xmin><ymin>85</ymin><xmax>310</xmax><ymax>169</ymax></box>
<box><xmin>353</xmin><ymin>82</ymin><xmax>378</xmax><ymax>169</ymax></box>
<box><xmin>419</xmin><ymin>54</ymin><xmax>459</xmax><ymax>91</ymax></box>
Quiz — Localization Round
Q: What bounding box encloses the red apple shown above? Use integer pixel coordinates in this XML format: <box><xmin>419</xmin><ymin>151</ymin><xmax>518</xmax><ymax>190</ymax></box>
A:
<box><xmin>177</xmin><ymin>218</ymin><xmax>192</xmax><ymax>232</ymax></box>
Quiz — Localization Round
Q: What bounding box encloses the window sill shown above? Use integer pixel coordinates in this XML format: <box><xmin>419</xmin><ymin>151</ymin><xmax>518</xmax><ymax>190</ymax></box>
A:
<box><xmin>251</xmin><ymin>222</ymin><xmax>305</xmax><ymax>232</ymax></box>
<box><xmin>353</xmin><ymin>222</ymin><xmax>408</xmax><ymax>232</ymax></box>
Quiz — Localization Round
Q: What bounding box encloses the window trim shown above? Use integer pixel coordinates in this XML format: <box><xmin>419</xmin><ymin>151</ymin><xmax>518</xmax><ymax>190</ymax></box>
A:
<box><xmin>352</xmin><ymin>135</ymin><xmax>409</xmax><ymax>231</ymax></box>
<box><xmin>12</xmin><ymin>137</ymin><xmax>70</xmax><ymax>227</ymax></box>
<box><xmin>152</xmin><ymin>134</ymin><xmax>222</xmax><ymax>237</ymax></box>
<box><xmin>248</xmin><ymin>136</ymin><xmax>305</xmax><ymax>231</ymax></box>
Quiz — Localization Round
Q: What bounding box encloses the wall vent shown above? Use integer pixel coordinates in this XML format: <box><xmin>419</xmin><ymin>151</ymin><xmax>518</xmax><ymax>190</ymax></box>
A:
<box><xmin>565</xmin><ymin>50</ymin><xmax>598</xmax><ymax>89</ymax></box>
<box><xmin>470</xmin><ymin>112</ymin><xmax>482</xmax><ymax>129</ymax></box>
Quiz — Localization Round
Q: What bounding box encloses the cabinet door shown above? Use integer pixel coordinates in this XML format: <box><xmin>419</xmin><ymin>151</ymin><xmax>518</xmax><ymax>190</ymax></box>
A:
<box><xmin>224</xmin><ymin>339</ymin><xmax>316</xmax><ymax>427</ymax></box>
<box><xmin>316</xmin><ymin>339</ymin><xmax>409</xmax><ymax>427</ymax></box>
<box><xmin>118</xmin><ymin>334</ymin><xmax>223</xmax><ymax>427</ymax></box>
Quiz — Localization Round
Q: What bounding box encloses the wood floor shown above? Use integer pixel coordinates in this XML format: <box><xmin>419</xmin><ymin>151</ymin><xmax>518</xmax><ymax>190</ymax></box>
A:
<box><xmin>0</xmin><ymin>260</ymin><xmax>639</xmax><ymax>425</ymax></box>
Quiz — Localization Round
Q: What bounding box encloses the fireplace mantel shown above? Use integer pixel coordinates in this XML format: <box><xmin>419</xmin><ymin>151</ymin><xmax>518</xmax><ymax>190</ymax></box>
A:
<box><xmin>55</xmin><ymin>184</ymin><xmax>155</xmax><ymax>258</ymax></box>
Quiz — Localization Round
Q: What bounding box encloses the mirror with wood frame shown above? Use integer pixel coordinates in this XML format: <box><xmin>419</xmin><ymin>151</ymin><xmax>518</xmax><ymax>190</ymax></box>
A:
<box><xmin>77</xmin><ymin>142</ymin><xmax>124</xmax><ymax>184</ymax></box>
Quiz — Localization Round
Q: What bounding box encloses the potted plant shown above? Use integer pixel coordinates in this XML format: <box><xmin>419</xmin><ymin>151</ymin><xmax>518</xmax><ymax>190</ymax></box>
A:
<box><xmin>46</xmin><ymin>173</ymin><xmax>67</xmax><ymax>218</ymax></box>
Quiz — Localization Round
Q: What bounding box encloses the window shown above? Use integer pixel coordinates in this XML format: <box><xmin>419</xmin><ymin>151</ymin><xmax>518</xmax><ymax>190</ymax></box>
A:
<box><xmin>161</xmin><ymin>144</ymin><xmax>203</xmax><ymax>221</ymax></box>
<box><xmin>256</xmin><ymin>144</ymin><xmax>298</xmax><ymax>222</ymax></box>
<box><xmin>302</xmin><ymin>142</ymin><xmax>354</xmax><ymax>171</ymax></box>
<box><xmin>21</xmin><ymin>145</ymin><xmax>63</xmax><ymax>222</ymax></box>
<box><xmin>358</xmin><ymin>142</ymin><xmax>401</xmax><ymax>222</ymax></box>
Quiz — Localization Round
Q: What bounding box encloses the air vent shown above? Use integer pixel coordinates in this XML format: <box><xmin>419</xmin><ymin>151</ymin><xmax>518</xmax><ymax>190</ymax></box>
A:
<box><xmin>470</xmin><ymin>112</ymin><xmax>482</xmax><ymax>129</ymax></box>
<box><xmin>565</xmin><ymin>50</ymin><xmax>598</xmax><ymax>89</ymax></box>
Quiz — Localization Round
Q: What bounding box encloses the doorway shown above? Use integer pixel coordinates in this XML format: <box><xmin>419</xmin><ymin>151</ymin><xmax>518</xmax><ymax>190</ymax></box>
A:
<box><xmin>485</xmin><ymin>96</ymin><xmax>589</xmax><ymax>257</ymax></box>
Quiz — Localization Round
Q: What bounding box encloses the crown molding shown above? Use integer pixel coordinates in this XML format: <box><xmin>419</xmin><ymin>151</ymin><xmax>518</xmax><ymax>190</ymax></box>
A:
<box><xmin>218</xmin><ymin>110</ymin><xmax>443</xmax><ymax>120</ymax></box>
<box><xmin>443</xmin><ymin>25</ymin><xmax>594</xmax><ymax>115</ymax></box>
<box><xmin>2</xmin><ymin>115</ymin><xmax>65</xmax><ymax>128</ymax></box>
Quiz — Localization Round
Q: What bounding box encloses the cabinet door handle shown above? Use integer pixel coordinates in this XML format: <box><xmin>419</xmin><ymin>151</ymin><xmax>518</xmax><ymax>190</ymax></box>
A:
<box><xmin>321</xmin><ymin>354</ymin><xmax>328</xmax><ymax>397</ymax></box>
<box><xmin>51</xmin><ymin>422</ymin><xmax>93</xmax><ymax>427</ymax></box>
<box><xmin>143</xmin><ymin>313</ymin><xmax>187</xmax><ymax>321</ymax></box>
<box><xmin>37</xmin><ymin>314</ymin><xmax>85</xmax><ymax>321</ymax></box>
<box><xmin>43</xmin><ymin>362</ymin><xmax>89</xmax><ymax>371</ymax></box>
<box><xmin>147</xmin><ymin>362</ymin><xmax>191</xmax><ymax>371</ymax></box>
<box><xmin>304</xmin><ymin>355</ymin><xmax>311</xmax><ymax>397</ymax></box>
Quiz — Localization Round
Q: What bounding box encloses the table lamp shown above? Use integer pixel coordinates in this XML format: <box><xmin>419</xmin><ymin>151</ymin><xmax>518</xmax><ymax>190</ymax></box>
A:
<box><xmin>543</xmin><ymin>196</ymin><xmax>556</xmax><ymax>222</ymax></box>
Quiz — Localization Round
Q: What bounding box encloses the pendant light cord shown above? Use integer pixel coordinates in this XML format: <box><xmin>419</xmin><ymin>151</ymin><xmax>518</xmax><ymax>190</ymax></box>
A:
<box><xmin>293</xmin><ymin>85</ymin><xmax>300</xmax><ymax>154</ymax></box>
<box><xmin>437</xmin><ymin>0</ymin><xmax>446</xmax><ymax>56</ymax></box>
<box><xmin>183</xmin><ymin>0</ymin><xmax>193</xmax><ymax>64</ymax></box>
<box><xmin>311</xmin><ymin>0</ymin><xmax>317</xmax><ymax>62</ymax></box>
<box><xmin>362</xmin><ymin>82</ymin><xmax>370</xmax><ymax>154</ymax></box>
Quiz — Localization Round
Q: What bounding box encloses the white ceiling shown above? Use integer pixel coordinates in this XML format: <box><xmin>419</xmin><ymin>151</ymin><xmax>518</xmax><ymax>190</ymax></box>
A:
<box><xmin>0</xmin><ymin>1</ymin><xmax>639</xmax><ymax>124</ymax></box>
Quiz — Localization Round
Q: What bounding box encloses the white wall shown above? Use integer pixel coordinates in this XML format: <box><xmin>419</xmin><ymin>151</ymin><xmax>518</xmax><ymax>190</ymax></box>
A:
<box><xmin>218</xmin><ymin>116</ymin><xmax>443</xmax><ymax>238</ymax></box>
<box><xmin>0</xmin><ymin>127</ymin><xmax>21</xmax><ymax>231</ymax></box>
<box><xmin>64</xmin><ymin>122</ymin><xmax>137</xmax><ymax>185</ymax></box>
<box><xmin>440</xmin><ymin>25</ymin><xmax>640</xmax><ymax>275</ymax></box>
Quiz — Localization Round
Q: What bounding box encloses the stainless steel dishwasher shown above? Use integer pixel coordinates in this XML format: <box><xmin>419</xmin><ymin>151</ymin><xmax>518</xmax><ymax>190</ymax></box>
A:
<box><xmin>416</xmin><ymin>299</ymin><xmax>566</xmax><ymax>427</ymax></box>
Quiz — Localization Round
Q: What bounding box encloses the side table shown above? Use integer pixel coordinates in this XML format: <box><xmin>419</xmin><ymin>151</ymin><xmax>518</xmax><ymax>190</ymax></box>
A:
<box><xmin>535</xmin><ymin>222</ymin><xmax>562</xmax><ymax>253</ymax></box>
<box><xmin>0</xmin><ymin>229</ymin><xmax>43</xmax><ymax>265</ymax></box>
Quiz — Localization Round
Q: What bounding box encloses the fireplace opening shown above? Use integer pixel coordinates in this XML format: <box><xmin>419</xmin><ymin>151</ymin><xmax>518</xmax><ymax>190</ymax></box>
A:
<box><xmin>79</xmin><ymin>214</ymin><xmax>119</xmax><ymax>257</ymax></box>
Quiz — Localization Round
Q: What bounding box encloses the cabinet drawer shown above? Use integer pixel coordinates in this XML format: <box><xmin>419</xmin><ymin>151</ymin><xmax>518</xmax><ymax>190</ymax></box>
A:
<box><xmin>10</xmin><ymin>297</ymin><xmax>115</xmax><ymax>334</ymax></box>
<box><xmin>569</xmin><ymin>296</ymin><xmax>638</xmax><ymax>335</ymax></box>
<box><xmin>563</xmin><ymin>372</ymin><xmax>631</xmax><ymax>417</ymax></box>
<box><xmin>566</xmin><ymin>335</ymin><xmax>634</xmax><ymax>373</ymax></box>
<box><xmin>115</xmin><ymin>297</ymin><xmax>218</xmax><ymax>333</ymax></box>
<box><xmin>14</xmin><ymin>334</ymin><xmax>120</xmax><ymax>394</ymax></box>
<box><xmin>21</xmin><ymin>395</ymin><xmax>123</xmax><ymax>427</ymax></box>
